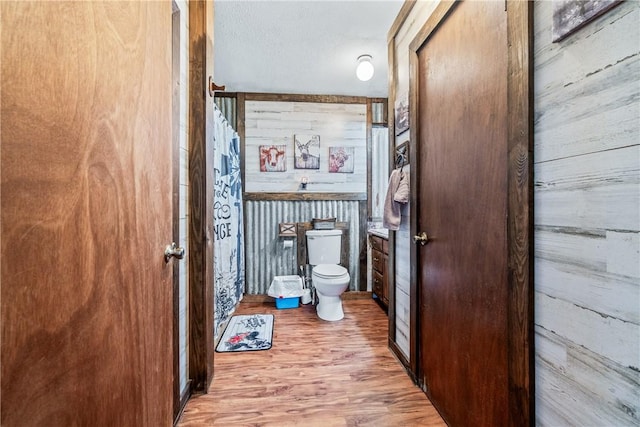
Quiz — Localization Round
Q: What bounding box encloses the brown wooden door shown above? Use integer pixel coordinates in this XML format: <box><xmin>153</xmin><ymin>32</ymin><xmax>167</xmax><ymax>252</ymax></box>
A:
<box><xmin>1</xmin><ymin>2</ymin><xmax>174</xmax><ymax>425</ymax></box>
<box><xmin>414</xmin><ymin>1</ymin><xmax>517</xmax><ymax>426</ymax></box>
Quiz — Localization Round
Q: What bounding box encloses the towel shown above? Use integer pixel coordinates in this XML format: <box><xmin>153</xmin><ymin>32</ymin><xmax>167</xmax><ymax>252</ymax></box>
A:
<box><xmin>394</xmin><ymin>171</ymin><xmax>409</xmax><ymax>203</ymax></box>
<box><xmin>383</xmin><ymin>169</ymin><xmax>409</xmax><ymax>231</ymax></box>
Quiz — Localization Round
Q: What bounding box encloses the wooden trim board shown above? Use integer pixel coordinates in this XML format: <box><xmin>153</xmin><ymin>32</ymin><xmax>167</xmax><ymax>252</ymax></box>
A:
<box><xmin>188</xmin><ymin>0</ymin><xmax>215</xmax><ymax>394</ymax></box>
<box><xmin>244</xmin><ymin>192</ymin><xmax>367</xmax><ymax>201</ymax></box>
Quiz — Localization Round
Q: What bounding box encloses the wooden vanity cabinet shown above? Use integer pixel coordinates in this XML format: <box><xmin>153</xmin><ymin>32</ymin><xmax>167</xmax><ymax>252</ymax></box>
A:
<box><xmin>370</xmin><ymin>234</ymin><xmax>388</xmax><ymax>309</ymax></box>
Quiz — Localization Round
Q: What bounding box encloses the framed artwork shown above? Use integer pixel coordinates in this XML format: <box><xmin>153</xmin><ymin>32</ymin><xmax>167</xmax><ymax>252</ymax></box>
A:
<box><xmin>552</xmin><ymin>0</ymin><xmax>622</xmax><ymax>42</ymax></box>
<box><xmin>394</xmin><ymin>93</ymin><xmax>409</xmax><ymax>136</ymax></box>
<box><xmin>259</xmin><ymin>145</ymin><xmax>286</xmax><ymax>172</ymax></box>
<box><xmin>294</xmin><ymin>134</ymin><xmax>320</xmax><ymax>169</ymax></box>
<box><xmin>329</xmin><ymin>147</ymin><xmax>355</xmax><ymax>173</ymax></box>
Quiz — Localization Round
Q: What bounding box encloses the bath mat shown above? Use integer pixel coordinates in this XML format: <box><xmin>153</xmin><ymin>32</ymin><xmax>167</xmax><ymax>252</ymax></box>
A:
<box><xmin>215</xmin><ymin>314</ymin><xmax>274</xmax><ymax>353</ymax></box>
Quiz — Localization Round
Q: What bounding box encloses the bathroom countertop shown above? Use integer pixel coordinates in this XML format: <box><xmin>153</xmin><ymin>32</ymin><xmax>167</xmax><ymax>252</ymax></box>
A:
<box><xmin>368</xmin><ymin>228</ymin><xmax>389</xmax><ymax>239</ymax></box>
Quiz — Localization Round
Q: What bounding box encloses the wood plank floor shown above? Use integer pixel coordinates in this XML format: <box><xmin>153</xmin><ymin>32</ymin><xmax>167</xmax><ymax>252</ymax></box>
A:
<box><xmin>178</xmin><ymin>299</ymin><xmax>446</xmax><ymax>426</ymax></box>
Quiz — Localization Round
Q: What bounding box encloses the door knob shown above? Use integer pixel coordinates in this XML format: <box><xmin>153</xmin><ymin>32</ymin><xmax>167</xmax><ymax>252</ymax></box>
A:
<box><xmin>165</xmin><ymin>242</ymin><xmax>185</xmax><ymax>262</ymax></box>
<box><xmin>413</xmin><ymin>231</ymin><xmax>430</xmax><ymax>245</ymax></box>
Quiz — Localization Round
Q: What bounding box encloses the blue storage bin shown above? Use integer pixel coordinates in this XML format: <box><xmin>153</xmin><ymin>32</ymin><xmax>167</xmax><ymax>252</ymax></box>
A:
<box><xmin>275</xmin><ymin>297</ymin><xmax>299</xmax><ymax>309</ymax></box>
<box><xmin>268</xmin><ymin>275</ymin><xmax>303</xmax><ymax>309</ymax></box>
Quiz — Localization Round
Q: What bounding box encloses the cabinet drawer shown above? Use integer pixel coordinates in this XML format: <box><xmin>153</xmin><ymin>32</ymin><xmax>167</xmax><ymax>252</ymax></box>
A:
<box><xmin>370</xmin><ymin>235</ymin><xmax>384</xmax><ymax>252</ymax></box>
<box><xmin>371</xmin><ymin>249</ymin><xmax>386</xmax><ymax>275</ymax></box>
<box><xmin>373</xmin><ymin>270</ymin><xmax>384</xmax><ymax>296</ymax></box>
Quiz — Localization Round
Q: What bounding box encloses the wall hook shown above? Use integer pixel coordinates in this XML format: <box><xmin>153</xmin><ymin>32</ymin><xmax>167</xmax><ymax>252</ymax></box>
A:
<box><xmin>208</xmin><ymin>76</ymin><xmax>226</xmax><ymax>97</ymax></box>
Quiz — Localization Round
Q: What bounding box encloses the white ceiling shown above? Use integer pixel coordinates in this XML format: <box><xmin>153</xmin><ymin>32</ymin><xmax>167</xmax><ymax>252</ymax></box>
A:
<box><xmin>213</xmin><ymin>0</ymin><xmax>404</xmax><ymax>98</ymax></box>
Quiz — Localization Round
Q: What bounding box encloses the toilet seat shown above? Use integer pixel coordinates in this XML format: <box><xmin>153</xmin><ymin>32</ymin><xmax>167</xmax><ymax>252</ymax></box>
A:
<box><xmin>313</xmin><ymin>264</ymin><xmax>348</xmax><ymax>279</ymax></box>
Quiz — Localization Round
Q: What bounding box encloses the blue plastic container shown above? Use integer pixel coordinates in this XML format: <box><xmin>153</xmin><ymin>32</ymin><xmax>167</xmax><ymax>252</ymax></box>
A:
<box><xmin>275</xmin><ymin>297</ymin><xmax>299</xmax><ymax>309</ymax></box>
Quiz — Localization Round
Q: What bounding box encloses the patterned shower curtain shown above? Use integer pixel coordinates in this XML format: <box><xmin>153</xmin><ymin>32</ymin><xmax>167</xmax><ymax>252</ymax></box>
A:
<box><xmin>213</xmin><ymin>105</ymin><xmax>245</xmax><ymax>339</ymax></box>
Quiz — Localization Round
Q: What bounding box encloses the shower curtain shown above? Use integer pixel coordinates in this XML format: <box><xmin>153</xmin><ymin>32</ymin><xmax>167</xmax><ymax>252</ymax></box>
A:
<box><xmin>213</xmin><ymin>104</ymin><xmax>245</xmax><ymax>339</ymax></box>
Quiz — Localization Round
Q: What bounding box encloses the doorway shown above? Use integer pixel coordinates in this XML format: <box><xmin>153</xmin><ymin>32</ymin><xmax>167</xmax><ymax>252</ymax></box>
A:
<box><xmin>409</xmin><ymin>1</ymin><xmax>533</xmax><ymax>425</ymax></box>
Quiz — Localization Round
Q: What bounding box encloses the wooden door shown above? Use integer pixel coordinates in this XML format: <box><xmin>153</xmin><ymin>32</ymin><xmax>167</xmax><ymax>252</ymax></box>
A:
<box><xmin>1</xmin><ymin>2</ymin><xmax>174</xmax><ymax>425</ymax></box>
<box><xmin>411</xmin><ymin>1</ymin><xmax>532</xmax><ymax>426</ymax></box>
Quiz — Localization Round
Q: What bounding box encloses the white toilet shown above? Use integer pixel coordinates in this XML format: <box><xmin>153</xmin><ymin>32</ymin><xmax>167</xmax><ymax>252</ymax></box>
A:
<box><xmin>306</xmin><ymin>229</ymin><xmax>350</xmax><ymax>321</ymax></box>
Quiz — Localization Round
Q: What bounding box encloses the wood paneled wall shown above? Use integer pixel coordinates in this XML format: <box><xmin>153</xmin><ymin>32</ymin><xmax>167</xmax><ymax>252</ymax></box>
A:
<box><xmin>244</xmin><ymin>99</ymin><xmax>367</xmax><ymax>193</ymax></box>
<box><xmin>387</xmin><ymin>0</ymin><xmax>440</xmax><ymax>375</ymax></box>
<box><xmin>394</xmin><ymin>166</ymin><xmax>411</xmax><ymax>359</ymax></box>
<box><xmin>236</xmin><ymin>94</ymin><xmax>371</xmax><ymax>296</ymax></box>
<box><xmin>173</xmin><ymin>0</ymin><xmax>191</xmax><ymax>410</ymax></box>
<box><xmin>391</xmin><ymin>1</ymin><xmax>639</xmax><ymax>423</ymax></box>
<box><xmin>533</xmin><ymin>1</ymin><xmax>640</xmax><ymax>425</ymax></box>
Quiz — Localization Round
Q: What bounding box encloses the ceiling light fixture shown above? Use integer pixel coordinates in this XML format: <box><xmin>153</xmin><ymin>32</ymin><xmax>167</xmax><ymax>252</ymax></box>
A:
<box><xmin>356</xmin><ymin>54</ymin><xmax>374</xmax><ymax>82</ymax></box>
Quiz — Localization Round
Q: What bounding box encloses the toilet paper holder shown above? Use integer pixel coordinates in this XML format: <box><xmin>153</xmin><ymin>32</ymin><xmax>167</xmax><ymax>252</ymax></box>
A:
<box><xmin>279</xmin><ymin>223</ymin><xmax>297</xmax><ymax>249</ymax></box>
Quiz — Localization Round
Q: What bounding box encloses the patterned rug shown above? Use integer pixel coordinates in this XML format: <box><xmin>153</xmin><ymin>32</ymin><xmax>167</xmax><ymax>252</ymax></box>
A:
<box><xmin>215</xmin><ymin>314</ymin><xmax>274</xmax><ymax>353</ymax></box>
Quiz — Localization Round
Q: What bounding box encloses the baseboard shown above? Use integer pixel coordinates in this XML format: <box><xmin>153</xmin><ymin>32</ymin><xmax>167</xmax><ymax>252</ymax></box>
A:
<box><xmin>240</xmin><ymin>294</ymin><xmax>272</xmax><ymax>303</ymax></box>
<box><xmin>388</xmin><ymin>338</ymin><xmax>418</xmax><ymax>385</ymax></box>
<box><xmin>173</xmin><ymin>380</ymin><xmax>192</xmax><ymax>426</ymax></box>
<box><xmin>241</xmin><ymin>291</ymin><xmax>373</xmax><ymax>303</ymax></box>
<box><xmin>342</xmin><ymin>291</ymin><xmax>373</xmax><ymax>300</ymax></box>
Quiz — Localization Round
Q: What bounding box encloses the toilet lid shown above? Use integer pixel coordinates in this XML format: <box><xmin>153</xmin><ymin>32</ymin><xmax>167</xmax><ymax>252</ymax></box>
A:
<box><xmin>313</xmin><ymin>264</ymin><xmax>348</xmax><ymax>279</ymax></box>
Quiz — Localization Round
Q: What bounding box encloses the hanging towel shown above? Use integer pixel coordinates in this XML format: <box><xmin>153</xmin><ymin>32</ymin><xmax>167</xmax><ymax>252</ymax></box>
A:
<box><xmin>394</xmin><ymin>170</ymin><xmax>410</xmax><ymax>203</ymax></box>
<box><xmin>383</xmin><ymin>169</ymin><xmax>409</xmax><ymax>231</ymax></box>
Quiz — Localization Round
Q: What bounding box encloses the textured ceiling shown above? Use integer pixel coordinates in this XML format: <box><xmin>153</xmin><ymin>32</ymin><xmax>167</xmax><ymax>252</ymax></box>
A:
<box><xmin>213</xmin><ymin>0</ymin><xmax>403</xmax><ymax>97</ymax></box>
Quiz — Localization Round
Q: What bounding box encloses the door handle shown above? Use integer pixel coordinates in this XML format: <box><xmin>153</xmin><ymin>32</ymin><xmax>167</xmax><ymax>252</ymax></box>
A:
<box><xmin>413</xmin><ymin>231</ymin><xmax>430</xmax><ymax>246</ymax></box>
<box><xmin>164</xmin><ymin>242</ymin><xmax>185</xmax><ymax>262</ymax></box>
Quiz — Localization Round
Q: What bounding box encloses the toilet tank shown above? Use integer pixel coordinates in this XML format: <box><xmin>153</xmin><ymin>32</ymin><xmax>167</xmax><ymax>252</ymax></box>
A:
<box><xmin>306</xmin><ymin>229</ymin><xmax>342</xmax><ymax>265</ymax></box>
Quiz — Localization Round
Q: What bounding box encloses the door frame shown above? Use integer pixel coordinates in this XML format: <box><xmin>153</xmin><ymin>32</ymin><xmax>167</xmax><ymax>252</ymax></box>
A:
<box><xmin>408</xmin><ymin>1</ymin><xmax>533</xmax><ymax>425</ymax></box>
<box><xmin>188</xmin><ymin>0</ymin><xmax>216</xmax><ymax>394</ymax></box>
<box><xmin>172</xmin><ymin>0</ymin><xmax>194</xmax><ymax>421</ymax></box>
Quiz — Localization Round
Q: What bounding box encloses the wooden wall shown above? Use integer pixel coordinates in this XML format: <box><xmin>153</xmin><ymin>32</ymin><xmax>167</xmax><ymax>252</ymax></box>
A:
<box><xmin>239</xmin><ymin>96</ymin><xmax>369</xmax><ymax>295</ymax></box>
<box><xmin>388</xmin><ymin>0</ymin><xmax>441</xmax><ymax>369</ymax></box>
<box><xmin>389</xmin><ymin>0</ymin><xmax>638</xmax><ymax>423</ymax></box>
<box><xmin>533</xmin><ymin>1</ymin><xmax>640</xmax><ymax>425</ymax></box>
<box><xmin>244</xmin><ymin>100</ymin><xmax>367</xmax><ymax>193</ymax></box>
<box><xmin>394</xmin><ymin>166</ymin><xmax>411</xmax><ymax>359</ymax></box>
<box><xmin>174</xmin><ymin>0</ymin><xmax>190</xmax><ymax>406</ymax></box>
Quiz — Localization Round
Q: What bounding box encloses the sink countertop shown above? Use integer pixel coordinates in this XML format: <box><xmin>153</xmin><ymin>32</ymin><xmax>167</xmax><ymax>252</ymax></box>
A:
<box><xmin>368</xmin><ymin>228</ymin><xmax>389</xmax><ymax>239</ymax></box>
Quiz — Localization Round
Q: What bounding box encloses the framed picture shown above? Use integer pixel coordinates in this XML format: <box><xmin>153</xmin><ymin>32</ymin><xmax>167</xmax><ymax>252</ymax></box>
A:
<box><xmin>329</xmin><ymin>147</ymin><xmax>355</xmax><ymax>173</ymax></box>
<box><xmin>552</xmin><ymin>0</ymin><xmax>622</xmax><ymax>42</ymax></box>
<box><xmin>294</xmin><ymin>134</ymin><xmax>320</xmax><ymax>169</ymax></box>
<box><xmin>395</xmin><ymin>93</ymin><xmax>409</xmax><ymax>136</ymax></box>
<box><xmin>259</xmin><ymin>145</ymin><xmax>286</xmax><ymax>172</ymax></box>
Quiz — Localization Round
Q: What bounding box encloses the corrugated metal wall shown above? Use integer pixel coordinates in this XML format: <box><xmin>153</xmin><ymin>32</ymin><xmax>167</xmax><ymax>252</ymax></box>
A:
<box><xmin>244</xmin><ymin>200</ymin><xmax>362</xmax><ymax>294</ymax></box>
<box><xmin>214</xmin><ymin>96</ymin><xmax>237</xmax><ymax>129</ymax></box>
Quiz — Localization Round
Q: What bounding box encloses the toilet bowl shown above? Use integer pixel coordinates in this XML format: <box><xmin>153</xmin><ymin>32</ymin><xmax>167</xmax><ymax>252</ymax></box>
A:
<box><xmin>305</xmin><ymin>229</ymin><xmax>350</xmax><ymax>321</ymax></box>
<box><xmin>312</xmin><ymin>264</ymin><xmax>350</xmax><ymax>321</ymax></box>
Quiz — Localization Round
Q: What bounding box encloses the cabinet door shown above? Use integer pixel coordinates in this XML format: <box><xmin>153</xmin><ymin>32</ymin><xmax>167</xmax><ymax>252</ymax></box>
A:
<box><xmin>381</xmin><ymin>254</ymin><xmax>389</xmax><ymax>305</ymax></box>
<box><xmin>373</xmin><ymin>270</ymin><xmax>384</xmax><ymax>300</ymax></box>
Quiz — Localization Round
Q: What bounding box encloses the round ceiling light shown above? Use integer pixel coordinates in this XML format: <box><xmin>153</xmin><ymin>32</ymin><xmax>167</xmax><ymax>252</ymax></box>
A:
<box><xmin>356</xmin><ymin>54</ymin><xmax>374</xmax><ymax>82</ymax></box>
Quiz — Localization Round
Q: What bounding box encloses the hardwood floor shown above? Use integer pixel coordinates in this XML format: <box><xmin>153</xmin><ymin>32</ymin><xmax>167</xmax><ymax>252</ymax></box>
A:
<box><xmin>178</xmin><ymin>299</ymin><xmax>446</xmax><ymax>426</ymax></box>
